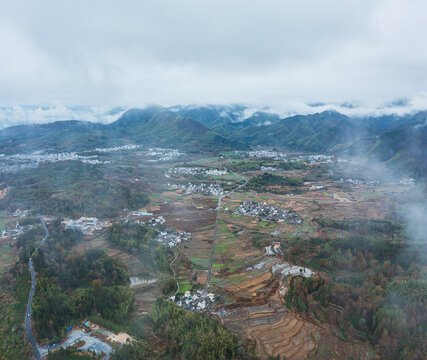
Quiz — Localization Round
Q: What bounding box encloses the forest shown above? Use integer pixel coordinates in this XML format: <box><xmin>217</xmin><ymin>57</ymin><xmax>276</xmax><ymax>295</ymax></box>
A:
<box><xmin>18</xmin><ymin>221</ymin><xmax>133</xmax><ymax>343</ymax></box>
<box><xmin>247</xmin><ymin>172</ymin><xmax>302</xmax><ymax>192</ymax></box>
<box><xmin>0</xmin><ymin>161</ymin><xmax>149</xmax><ymax>218</ymax></box>
<box><xmin>106</xmin><ymin>221</ymin><xmax>176</xmax><ymax>294</ymax></box>
<box><xmin>111</xmin><ymin>298</ymin><xmax>247</xmax><ymax>360</ymax></box>
<box><xmin>283</xmin><ymin>219</ymin><xmax>427</xmax><ymax>359</ymax></box>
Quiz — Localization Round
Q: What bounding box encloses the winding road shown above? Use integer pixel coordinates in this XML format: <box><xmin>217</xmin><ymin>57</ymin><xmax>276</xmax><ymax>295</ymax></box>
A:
<box><xmin>25</xmin><ymin>217</ymin><xmax>48</xmax><ymax>360</ymax></box>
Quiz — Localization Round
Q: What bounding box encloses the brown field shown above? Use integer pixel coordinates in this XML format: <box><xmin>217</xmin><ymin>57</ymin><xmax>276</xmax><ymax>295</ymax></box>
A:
<box><xmin>66</xmin><ymin>157</ymin><xmax>403</xmax><ymax>358</ymax></box>
<box><xmin>160</xmin><ymin>159</ymin><xmax>400</xmax><ymax>359</ymax></box>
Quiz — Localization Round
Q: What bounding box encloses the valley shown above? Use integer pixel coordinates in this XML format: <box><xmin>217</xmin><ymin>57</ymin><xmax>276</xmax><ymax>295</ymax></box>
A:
<box><xmin>1</xmin><ymin>138</ymin><xmax>425</xmax><ymax>359</ymax></box>
<box><xmin>2</xmin><ymin>0</ymin><xmax>427</xmax><ymax>357</ymax></box>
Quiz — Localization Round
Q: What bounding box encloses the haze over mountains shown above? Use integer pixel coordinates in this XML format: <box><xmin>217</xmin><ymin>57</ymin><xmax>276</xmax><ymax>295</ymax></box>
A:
<box><xmin>0</xmin><ymin>105</ymin><xmax>426</xmax><ymax>177</ymax></box>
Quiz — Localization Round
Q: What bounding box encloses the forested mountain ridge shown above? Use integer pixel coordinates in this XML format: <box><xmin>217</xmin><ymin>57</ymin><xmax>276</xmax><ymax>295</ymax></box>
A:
<box><xmin>0</xmin><ymin>106</ymin><xmax>244</xmax><ymax>154</ymax></box>
<box><xmin>229</xmin><ymin>110</ymin><xmax>358</xmax><ymax>152</ymax></box>
<box><xmin>0</xmin><ymin>105</ymin><xmax>425</xmax><ymax>176</ymax></box>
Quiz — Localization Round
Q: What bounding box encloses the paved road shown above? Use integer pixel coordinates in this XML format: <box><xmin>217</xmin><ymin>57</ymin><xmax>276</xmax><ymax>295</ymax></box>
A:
<box><xmin>205</xmin><ymin>175</ymin><xmax>248</xmax><ymax>292</ymax></box>
<box><xmin>25</xmin><ymin>217</ymin><xmax>48</xmax><ymax>360</ymax></box>
<box><xmin>170</xmin><ymin>250</ymin><xmax>180</xmax><ymax>299</ymax></box>
<box><xmin>204</xmin><ymin>195</ymin><xmax>222</xmax><ymax>292</ymax></box>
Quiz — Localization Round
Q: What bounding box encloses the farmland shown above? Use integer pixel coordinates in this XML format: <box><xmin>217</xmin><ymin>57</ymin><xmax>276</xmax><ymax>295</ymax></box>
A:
<box><xmin>1</xmin><ymin>148</ymin><xmax>425</xmax><ymax>359</ymax></box>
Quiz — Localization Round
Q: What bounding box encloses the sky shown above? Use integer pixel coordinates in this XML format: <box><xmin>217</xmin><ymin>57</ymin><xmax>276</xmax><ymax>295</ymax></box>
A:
<box><xmin>1</xmin><ymin>0</ymin><xmax>427</xmax><ymax>126</ymax></box>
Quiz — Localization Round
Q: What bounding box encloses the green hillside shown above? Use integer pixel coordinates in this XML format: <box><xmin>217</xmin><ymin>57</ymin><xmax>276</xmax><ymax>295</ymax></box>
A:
<box><xmin>0</xmin><ymin>107</ymin><xmax>245</xmax><ymax>154</ymax></box>
<box><xmin>230</xmin><ymin>110</ymin><xmax>359</xmax><ymax>152</ymax></box>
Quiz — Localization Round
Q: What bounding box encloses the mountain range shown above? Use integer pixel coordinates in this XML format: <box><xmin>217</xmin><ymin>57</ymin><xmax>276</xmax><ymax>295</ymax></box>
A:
<box><xmin>0</xmin><ymin>105</ymin><xmax>425</xmax><ymax>176</ymax></box>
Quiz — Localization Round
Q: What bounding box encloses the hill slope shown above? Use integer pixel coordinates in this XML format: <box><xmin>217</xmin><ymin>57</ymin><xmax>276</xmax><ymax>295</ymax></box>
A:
<box><xmin>230</xmin><ymin>111</ymin><xmax>359</xmax><ymax>152</ymax></box>
<box><xmin>368</xmin><ymin>122</ymin><xmax>427</xmax><ymax>177</ymax></box>
<box><xmin>0</xmin><ymin>107</ymin><xmax>244</xmax><ymax>154</ymax></box>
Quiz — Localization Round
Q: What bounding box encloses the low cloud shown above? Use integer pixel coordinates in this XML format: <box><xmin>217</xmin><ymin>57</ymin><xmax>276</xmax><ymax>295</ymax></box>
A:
<box><xmin>0</xmin><ymin>0</ymin><xmax>426</xmax><ymax>113</ymax></box>
<box><xmin>0</xmin><ymin>105</ymin><xmax>127</xmax><ymax>129</ymax></box>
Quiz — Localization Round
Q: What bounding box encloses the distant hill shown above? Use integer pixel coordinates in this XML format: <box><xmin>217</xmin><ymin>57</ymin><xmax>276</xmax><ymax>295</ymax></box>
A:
<box><xmin>230</xmin><ymin>110</ymin><xmax>360</xmax><ymax>152</ymax></box>
<box><xmin>169</xmin><ymin>104</ymin><xmax>247</xmax><ymax>128</ymax></box>
<box><xmin>109</xmin><ymin>107</ymin><xmax>243</xmax><ymax>151</ymax></box>
<box><xmin>0</xmin><ymin>120</ymin><xmax>109</xmax><ymax>154</ymax></box>
<box><xmin>0</xmin><ymin>105</ymin><xmax>425</xmax><ymax>176</ymax></box>
<box><xmin>0</xmin><ymin>106</ymin><xmax>245</xmax><ymax>154</ymax></box>
<box><xmin>170</xmin><ymin>105</ymin><xmax>282</xmax><ymax>138</ymax></box>
<box><xmin>356</xmin><ymin>110</ymin><xmax>427</xmax><ymax>131</ymax></box>
<box><xmin>367</xmin><ymin>121</ymin><xmax>427</xmax><ymax>177</ymax></box>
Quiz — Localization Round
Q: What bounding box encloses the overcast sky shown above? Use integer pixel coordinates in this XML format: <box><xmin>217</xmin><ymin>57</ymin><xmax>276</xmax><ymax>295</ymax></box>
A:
<box><xmin>1</xmin><ymin>0</ymin><xmax>427</xmax><ymax>124</ymax></box>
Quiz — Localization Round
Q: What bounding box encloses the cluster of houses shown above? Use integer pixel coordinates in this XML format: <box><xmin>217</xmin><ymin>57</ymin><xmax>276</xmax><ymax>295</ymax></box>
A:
<box><xmin>341</xmin><ymin>178</ymin><xmax>379</xmax><ymax>186</ymax></box>
<box><xmin>298</xmin><ymin>154</ymin><xmax>334</xmax><ymax>164</ymax></box>
<box><xmin>13</xmin><ymin>209</ymin><xmax>29</xmax><ymax>218</ymax></box>
<box><xmin>260</xmin><ymin>166</ymin><xmax>277</xmax><ymax>172</ymax></box>
<box><xmin>155</xmin><ymin>230</ymin><xmax>193</xmax><ymax>248</ymax></box>
<box><xmin>62</xmin><ymin>217</ymin><xmax>111</xmax><ymax>234</ymax></box>
<box><xmin>244</xmin><ymin>151</ymin><xmax>334</xmax><ymax>164</ymax></box>
<box><xmin>399</xmin><ymin>177</ymin><xmax>415</xmax><ymax>186</ymax></box>
<box><xmin>271</xmin><ymin>262</ymin><xmax>315</xmax><ymax>279</ymax></box>
<box><xmin>146</xmin><ymin>148</ymin><xmax>184</xmax><ymax>161</ymax></box>
<box><xmin>184</xmin><ymin>182</ymin><xmax>224</xmax><ymax>196</ymax></box>
<box><xmin>246</xmin><ymin>150</ymin><xmax>286</xmax><ymax>159</ymax></box>
<box><xmin>233</xmin><ymin>201</ymin><xmax>302</xmax><ymax>224</ymax></box>
<box><xmin>148</xmin><ymin>216</ymin><xmax>166</xmax><ymax>226</ymax></box>
<box><xmin>168</xmin><ymin>167</ymin><xmax>228</xmax><ymax>176</ymax></box>
<box><xmin>168</xmin><ymin>182</ymin><xmax>224</xmax><ymax>196</ymax></box>
<box><xmin>1</xmin><ymin>209</ymin><xmax>33</xmax><ymax>239</ymax></box>
<box><xmin>264</xmin><ymin>242</ymin><xmax>283</xmax><ymax>256</ymax></box>
<box><xmin>130</xmin><ymin>210</ymin><xmax>153</xmax><ymax>216</ymax></box>
<box><xmin>92</xmin><ymin>144</ymin><xmax>142</xmax><ymax>152</ymax></box>
<box><xmin>173</xmin><ymin>289</ymin><xmax>217</xmax><ymax>312</ymax></box>
<box><xmin>1</xmin><ymin>224</ymin><xmax>32</xmax><ymax>239</ymax></box>
<box><xmin>0</xmin><ymin>151</ymin><xmax>109</xmax><ymax>173</ymax></box>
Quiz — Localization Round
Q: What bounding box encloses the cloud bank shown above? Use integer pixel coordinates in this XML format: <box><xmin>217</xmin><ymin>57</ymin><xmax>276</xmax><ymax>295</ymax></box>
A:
<box><xmin>1</xmin><ymin>0</ymin><xmax>427</xmax><ymax>119</ymax></box>
<box><xmin>0</xmin><ymin>105</ymin><xmax>127</xmax><ymax>129</ymax></box>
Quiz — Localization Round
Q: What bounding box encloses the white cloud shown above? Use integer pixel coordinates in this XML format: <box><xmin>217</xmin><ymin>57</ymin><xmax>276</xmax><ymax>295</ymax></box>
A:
<box><xmin>0</xmin><ymin>105</ymin><xmax>127</xmax><ymax>129</ymax></box>
<box><xmin>0</xmin><ymin>0</ymin><xmax>426</xmax><ymax>117</ymax></box>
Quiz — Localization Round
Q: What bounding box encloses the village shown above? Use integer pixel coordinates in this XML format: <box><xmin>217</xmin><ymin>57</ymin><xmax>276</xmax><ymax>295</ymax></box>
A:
<box><xmin>1</xmin><ymin>142</ymin><xmax>421</xmax><ymax>360</ymax></box>
<box><xmin>0</xmin><ymin>151</ymin><xmax>109</xmax><ymax>173</ymax></box>
<box><xmin>146</xmin><ymin>148</ymin><xmax>185</xmax><ymax>161</ymax></box>
<box><xmin>233</xmin><ymin>201</ymin><xmax>303</xmax><ymax>224</ymax></box>
<box><xmin>173</xmin><ymin>289</ymin><xmax>218</xmax><ymax>312</ymax></box>
<box><xmin>168</xmin><ymin>166</ymin><xmax>228</xmax><ymax>176</ymax></box>
<box><xmin>0</xmin><ymin>223</ymin><xmax>33</xmax><ymax>239</ymax></box>
<box><xmin>155</xmin><ymin>229</ymin><xmax>193</xmax><ymax>248</ymax></box>
<box><xmin>168</xmin><ymin>182</ymin><xmax>224</xmax><ymax>196</ymax></box>
<box><xmin>244</xmin><ymin>150</ymin><xmax>334</xmax><ymax>164</ymax></box>
<box><xmin>62</xmin><ymin>217</ymin><xmax>112</xmax><ymax>234</ymax></box>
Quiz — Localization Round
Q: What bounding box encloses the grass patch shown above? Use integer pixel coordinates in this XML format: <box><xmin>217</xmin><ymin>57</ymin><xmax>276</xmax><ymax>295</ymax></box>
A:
<box><xmin>212</xmin><ymin>263</ymin><xmax>226</xmax><ymax>269</ymax></box>
<box><xmin>196</xmin><ymin>224</ymin><xmax>215</xmax><ymax>230</ymax></box>
<box><xmin>178</xmin><ymin>281</ymin><xmax>192</xmax><ymax>293</ymax></box>
<box><xmin>189</xmin><ymin>257</ymin><xmax>210</xmax><ymax>268</ymax></box>
<box><xmin>214</xmin><ymin>245</ymin><xmax>227</xmax><ymax>254</ymax></box>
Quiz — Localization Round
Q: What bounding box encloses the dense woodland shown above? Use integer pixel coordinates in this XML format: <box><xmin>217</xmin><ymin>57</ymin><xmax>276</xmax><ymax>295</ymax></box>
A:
<box><xmin>247</xmin><ymin>172</ymin><xmax>302</xmax><ymax>193</ymax></box>
<box><xmin>0</xmin><ymin>161</ymin><xmax>148</xmax><ymax>218</ymax></box>
<box><xmin>17</xmin><ymin>221</ymin><xmax>132</xmax><ymax>343</ymax></box>
<box><xmin>111</xmin><ymin>298</ymin><xmax>247</xmax><ymax>360</ymax></box>
<box><xmin>0</xmin><ymin>266</ymin><xmax>34</xmax><ymax>360</ymax></box>
<box><xmin>282</xmin><ymin>219</ymin><xmax>427</xmax><ymax>359</ymax></box>
<box><xmin>106</xmin><ymin>221</ymin><xmax>176</xmax><ymax>294</ymax></box>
